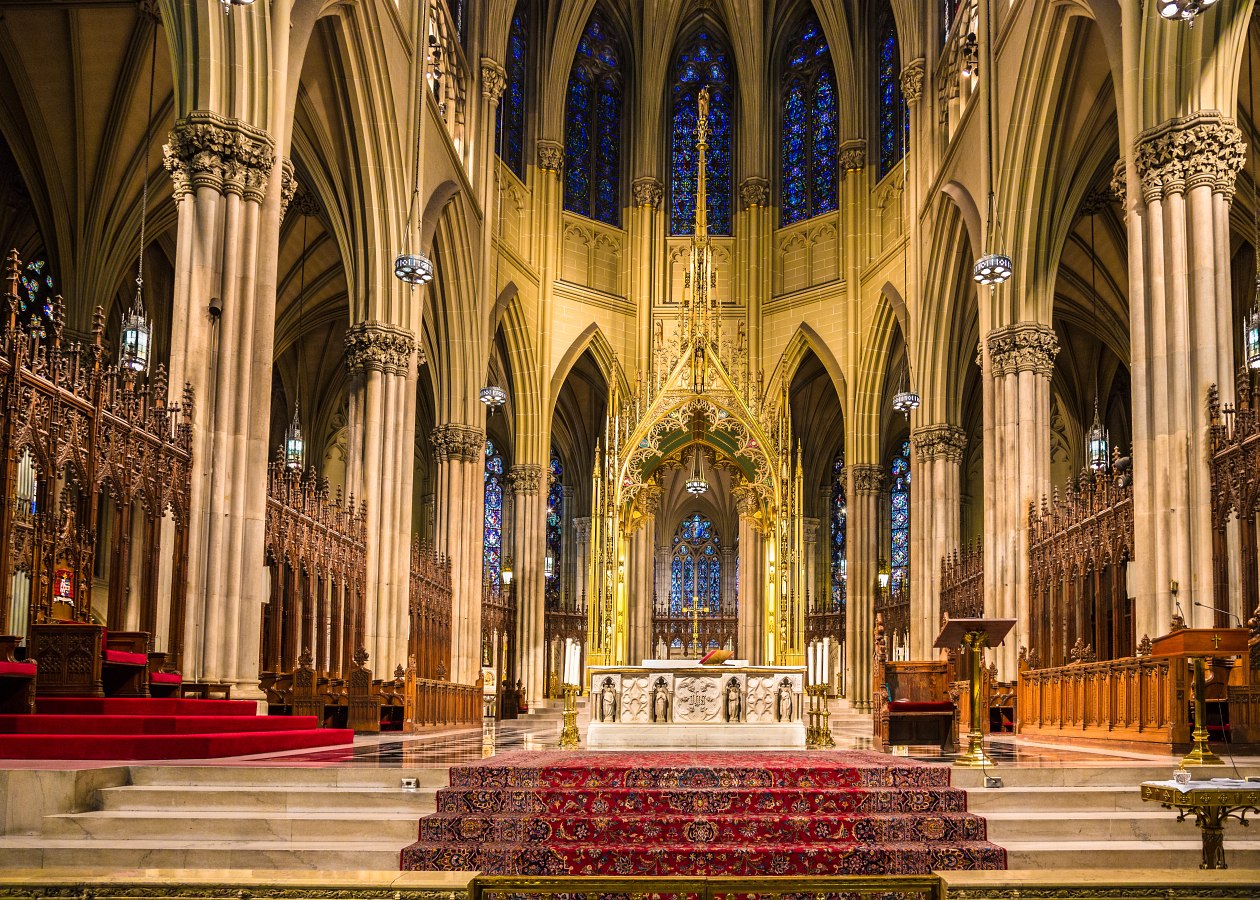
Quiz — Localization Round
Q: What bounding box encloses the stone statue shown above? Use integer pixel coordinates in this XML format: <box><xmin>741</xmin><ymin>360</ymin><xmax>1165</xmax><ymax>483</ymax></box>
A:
<box><xmin>599</xmin><ymin>678</ymin><xmax>618</xmax><ymax>723</ymax></box>
<box><xmin>725</xmin><ymin>678</ymin><xmax>742</xmax><ymax>723</ymax></box>
<box><xmin>652</xmin><ymin>679</ymin><xmax>670</xmax><ymax>723</ymax></box>
<box><xmin>776</xmin><ymin>679</ymin><xmax>794</xmax><ymax>722</ymax></box>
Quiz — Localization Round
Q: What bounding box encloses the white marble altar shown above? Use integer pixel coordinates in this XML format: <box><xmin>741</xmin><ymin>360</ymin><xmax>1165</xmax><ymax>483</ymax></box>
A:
<box><xmin>585</xmin><ymin>663</ymin><xmax>806</xmax><ymax>749</ymax></box>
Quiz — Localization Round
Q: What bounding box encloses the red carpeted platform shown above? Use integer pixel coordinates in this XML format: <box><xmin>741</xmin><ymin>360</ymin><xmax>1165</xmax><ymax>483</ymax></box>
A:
<box><xmin>400</xmin><ymin>750</ymin><xmax>1007</xmax><ymax>877</ymax></box>
<box><xmin>0</xmin><ymin>697</ymin><xmax>352</xmax><ymax>760</ymax></box>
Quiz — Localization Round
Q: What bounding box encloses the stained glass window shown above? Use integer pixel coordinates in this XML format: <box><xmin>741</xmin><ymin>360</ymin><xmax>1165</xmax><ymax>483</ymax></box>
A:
<box><xmin>780</xmin><ymin>15</ymin><xmax>838</xmax><ymax>226</ymax></box>
<box><xmin>669</xmin><ymin>513</ymin><xmax>722</xmax><ymax>616</ymax></box>
<box><xmin>496</xmin><ymin>3</ymin><xmax>529</xmax><ymax>178</ymax></box>
<box><xmin>545</xmin><ymin>452</ymin><xmax>564</xmax><ymax>608</ymax></box>
<box><xmin>889</xmin><ymin>440</ymin><xmax>911</xmax><ymax>591</ymax></box>
<box><xmin>563</xmin><ymin>12</ymin><xmax>624</xmax><ymax>226</ymax></box>
<box><xmin>830</xmin><ymin>448</ymin><xmax>847</xmax><ymax>612</ymax></box>
<box><xmin>876</xmin><ymin>5</ymin><xmax>907</xmax><ymax>180</ymax></box>
<box><xmin>17</xmin><ymin>259</ymin><xmax>54</xmax><ymax>339</ymax></box>
<box><xmin>669</xmin><ymin>31</ymin><xmax>733</xmax><ymax>236</ymax></box>
<box><xmin>483</xmin><ymin>440</ymin><xmax>505</xmax><ymax>586</ymax></box>
<box><xmin>453</xmin><ymin>0</ymin><xmax>468</xmax><ymax>48</ymax></box>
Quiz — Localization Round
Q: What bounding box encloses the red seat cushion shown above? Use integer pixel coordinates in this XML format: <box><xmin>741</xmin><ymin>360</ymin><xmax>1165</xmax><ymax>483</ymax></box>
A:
<box><xmin>149</xmin><ymin>671</ymin><xmax>182</xmax><ymax>684</ymax></box>
<box><xmin>0</xmin><ymin>661</ymin><xmax>36</xmax><ymax>677</ymax></box>
<box><xmin>102</xmin><ymin>649</ymin><xmax>148</xmax><ymax>666</ymax></box>
<box><xmin>888</xmin><ymin>700</ymin><xmax>954</xmax><ymax>713</ymax></box>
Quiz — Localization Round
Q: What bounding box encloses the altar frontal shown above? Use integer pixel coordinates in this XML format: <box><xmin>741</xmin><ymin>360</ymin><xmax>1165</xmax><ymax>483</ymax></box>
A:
<box><xmin>586</xmin><ymin>663</ymin><xmax>806</xmax><ymax>748</ymax></box>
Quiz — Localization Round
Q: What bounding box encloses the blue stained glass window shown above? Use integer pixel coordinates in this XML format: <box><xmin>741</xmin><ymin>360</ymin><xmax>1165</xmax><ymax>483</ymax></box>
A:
<box><xmin>780</xmin><ymin>14</ymin><xmax>838</xmax><ymax>226</ymax></box>
<box><xmin>877</xmin><ymin>5</ymin><xmax>908</xmax><ymax>180</ymax></box>
<box><xmin>669</xmin><ymin>513</ymin><xmax>722</xmax><ymax>615</ymax></box>
<box><xmin>483</xmin><ymin>440</ymin><xmax>504</xmax><ymax>586</ymax></box>
<box><xmin>495</xmin><ymin>3</ymin><xmax>529</xmax><ymax>178</ymax></box>
<box><xmin>669</xmin><ymin>31</ymin><xmax>734</xmax><ymax>236</ymax></box>
<box><xmin>545</xmin><ymin>452</ymin><xmax>564</xmax><ymax>607</ymax></box>
<box><xmin>830</xmin><ymin>449</ymin><xmax>847</xmax><ymax>612</ymax></box>
<box><xmin>889</xmin><ymin>439</ymin><xmax>911</xmax><ymax>591</ymax></box>
<box><xmin>563</xmin><ymin>13</ymin><xmax>623</xmax><ymax>226</ymax></box>
<box><xmin>17</xmin><ymin>260</ymin><xmax>54</xmax><ymax>339</ymax></box>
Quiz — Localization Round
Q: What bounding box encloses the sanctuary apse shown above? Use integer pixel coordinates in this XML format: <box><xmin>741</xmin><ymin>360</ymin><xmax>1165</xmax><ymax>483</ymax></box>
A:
<box><xmin>0</xmin><ymin>0</ymin><xmax>1259</xmax><ymax>878</ymax></box>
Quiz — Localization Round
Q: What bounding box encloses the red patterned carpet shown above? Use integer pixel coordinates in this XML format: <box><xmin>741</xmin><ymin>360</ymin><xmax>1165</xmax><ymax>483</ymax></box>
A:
<box><xmin>400</xmin><ymin>750</ymin><xmax>1006</xmax><ymax>876</ymax></box>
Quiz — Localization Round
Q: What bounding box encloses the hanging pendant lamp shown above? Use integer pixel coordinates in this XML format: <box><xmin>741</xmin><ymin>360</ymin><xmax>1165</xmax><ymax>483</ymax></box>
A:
<box><xmin>685</xmin><ymin>446</ymin><xmax>709</xmax><ymax>496</ymax></box>
<box><xmin>1158</xmin><ymin>0</ymin><xmax>1218</xmax><ymax>22</ymax></box>
<box><xmin>123</xmin><ymin>21</ymin><xmax>159</xmax><ymax>375</ymax></box>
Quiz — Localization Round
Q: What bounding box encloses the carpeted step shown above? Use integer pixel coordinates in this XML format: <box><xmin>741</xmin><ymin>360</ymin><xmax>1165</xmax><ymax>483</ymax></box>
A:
<box><xmin>417</xmin><ymin>810</ymin><xmax>989</xmax><ymax>844</ymax></box>
<box><xmin>400</xmin><ymin>839</ymin><xmax>1007</xmax><ymax>876</ymax></box>
<box><xmin>0</xmin><ymin>715</ymin><xmax>319</xmax><ymax>735</ymax></box>
<box><xmin>0</xmin><ymin>727</ymin><xmax>352</xmax><ymax>760</ymax></box>
<box><xmin>35</xmin><ymin>697</ymin><xmax>259</xmax><ymax>717</ymax></box>
<box><xmin>436</xmin><ymin>785</ymin><xmax>970</xmax><ymax>816</ymax></box>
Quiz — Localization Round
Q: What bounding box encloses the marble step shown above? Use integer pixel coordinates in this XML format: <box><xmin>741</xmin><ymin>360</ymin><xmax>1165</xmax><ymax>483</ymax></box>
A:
<box><xmin>127</xmin><ymin>765</ymin><xmax>451</xmax><ymax>788</ymax></box>
<box><xmin>1002</xmin><ymin>840</ymin><xmax>1260</xmax><ymax>870</ymax></box>
<box><xmin>952</xmin><ymin>763</ymin><xmax>1256</xmax><ymax>789</ymax></box>
<box><xmin>0</xmin><ymin>837</ymin><xmax>406</xmax><ymax>871</ymax></box>
<box><xmin>95</xmin><ymin>783</ymin><xmax>440</xmax><ymax>813</ymax></box>
<box><xmin>983</xmin><ymin>809</ymin><xmax>1260</xmax><ymax>843</ymax></box>
<box><xmin>964</xmin><ymin>785</ymin><xmax>1163</xmax><ymax>813</ymax></box>
<box><xmin>42</xmin><ymin>809</ymin><xmax>427</xmax><ymax>842</ymax></box>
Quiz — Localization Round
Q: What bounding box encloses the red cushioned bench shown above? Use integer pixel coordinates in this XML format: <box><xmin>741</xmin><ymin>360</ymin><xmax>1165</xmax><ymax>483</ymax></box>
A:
<box><xmin>873</xmin><ymin>614</ymin><xmax>957</xmax><ymax>752</ymax></box>
<box><xmin>0</xmin><ymin>636</ymin><xmax>36</xmax><ymax>714</ymax></box>
<box><xmin>146</xmin><ymin>652</ymin><xmax>183</xmax><ymax>698</ymax></box>
<box><xmin>30</xmin><ymin>623</ymin><xmax>151</xmax><ymax>698</ymax></box>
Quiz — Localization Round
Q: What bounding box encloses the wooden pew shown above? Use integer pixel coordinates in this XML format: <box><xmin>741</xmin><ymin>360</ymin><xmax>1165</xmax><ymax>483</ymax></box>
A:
<box><xmin>146</xmin><ymin>652</ymin><xmax>183</xmax><ymax>698</ymax></box>
<box><xmin>0</xmin><ymin>636</ymin><xmax>36</xmax><ymax>714</ymax></box>
<box><xmin>873</xmin><ymin>613</ymin><xmax>956</xmax><ymax>751</ymax></box>
<box><xmin>29</xmin><ymin>624</ymin><xmax>151</xmax><ymax>697</ymax></box>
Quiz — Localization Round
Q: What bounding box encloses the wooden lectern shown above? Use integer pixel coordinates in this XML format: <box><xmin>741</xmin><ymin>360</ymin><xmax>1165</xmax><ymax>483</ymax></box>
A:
<box><xmin>1150</xmin><ymin>627</ymin><xmax>1249</xmax><ymax>767</ymax></box>
<box><xmin>935</xmin><ymin>617</ymin><xmax>1016</xmax><ymax>767</ymax></box>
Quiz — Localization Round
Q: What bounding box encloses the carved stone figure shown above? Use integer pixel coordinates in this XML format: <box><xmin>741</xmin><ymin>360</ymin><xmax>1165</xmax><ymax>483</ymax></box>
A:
<box><xmin>724</xmin><ymin>678</ymin><xmax>742</xmax><ymax>723</ymax></box>
<box><xmin>652</xmin><ymin>678</ymin><xmax>670</xmax><ymax>723</ymax></box>
<box><xmin>599</xmin><ymin>677</ymin><xmax>618</xmax><ymax>723</ymax></box>
<box><xmin>776</xmin><ymin>679</ymin><xmax>794</xmax><ymax>722</ymax></box>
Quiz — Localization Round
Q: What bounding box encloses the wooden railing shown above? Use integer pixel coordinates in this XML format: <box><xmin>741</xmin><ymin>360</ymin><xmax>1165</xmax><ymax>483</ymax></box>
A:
<box><xmin>407</xmin><ymin>678</ymin><xmax>480</xmax><ymax>728</ymax></box>
<box><xmin>1028</xmin><ymin>467</ymin><xmax>1134</xmax><ymax>667</ymax></box>
<box><xmin>405</xmin><ymin>541</ymin><xmax>479</xmax><ymax>728</ymax></box>
<box><xmin>940</xmin><ymin>541</ymin><xmax>983</xmax><ymax>619</ymax></box>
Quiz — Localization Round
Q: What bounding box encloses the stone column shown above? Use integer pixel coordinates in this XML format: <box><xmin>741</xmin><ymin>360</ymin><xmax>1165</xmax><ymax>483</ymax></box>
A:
<box><xmin>739</xmin><ymin>178</ymin><xmax>771</xmax><ymax>369</ymax></box>
<box><xmin>430</xmin><ymin>423</ymin><xmax>486</xmax><ymax>684</ymax></box>
<box><xmin>910</xmin><ymin>424</ymin><xmax>967</xmax><ymax>658</ymax></box>
<box><xmin>164</xmin><ymin>112</ymin><xmax>278</xmax><ymax>692</ymax></box>
<box><xmin>734</xmin><ymin>485</ymin><xmax>763</xmax><ymax>663</ymax></box>
<box><xmin>631</xmin><ymin>178</ymin><xmax>664</xmax><ymax>368</ymax></box>
<box><xmin>1131</xmin><ymin>114</ymin><xmax>1245</xmax><ymax>637</ymax></box>
<box><xmin>654</xmin><ymin>541</ymin><xmax>671</xmax><ymax>648</ymax></box>
<box><xmin>344</xmin><ymin>322</ymin><xmax>417</xmax><ymax>673</ymax></box>
<box><xmin>721</xmin><ymin>544</ymin><xmax>737</xmax><ymax>620</ymax></box>
<box><xmin>625</xmin><ymin>486</ymin><xmax>660</xmax><ymax>666</ymax></box>
<box><xmin>981</xmin><ymin>324</ymin><xmax>1057</xmax><ymax>676</ymax></box>
<box><xmin>560</xmin><ymin>485</ymin><xmax>575</xmax><ymax>608</ymax></box>
<box><xmin>847</xmin><ymin>465</ymin><xmax>882</xmax><ymax>711</ymax></box>
<box><xmin>508</xmin><ymin>463</ymin><xmax>545</xmax><ymax>706</ymax></box>
<box><xmin>802</xmin><ymin>517</ymin><xmax>820</xmax><ymax>615</ymax></box>
<box><xmin>574</xmin><ymin>517</ymin><xmax>591</xmax><ymax>607</ymax></box>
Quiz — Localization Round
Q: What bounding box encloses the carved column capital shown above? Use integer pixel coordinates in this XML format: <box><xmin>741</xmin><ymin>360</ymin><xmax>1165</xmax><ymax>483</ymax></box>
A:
<box><xmin>840</xmin><ymin>140</ymin><xmax>866</xmax><ymax>174</ymax></box>
<box><xmin>986</xmin><ymin>322</ymin><xmax>1059</xmax><ymax>378</ymax></box>
<box><xmin>574</xmin><ymin>516</ymin><xmax>591</xmax><ymax>543</ymax></box>
<box><xmin>537</xmin><ymin>140</ymin><xmax>564</xmax><ymax>173</ymax></box>
<box><xmin>632</xmin><ymin>176</ymin><xmax>664</xmax><ymax>209</ymax></box>
<box><xmin>850</xmin><ymin>464</ymin><xmax>884</xmax><ymax>495</ymax></box>
<box><xmin>480</xmin><ymin>58</ymin><xmax>507</xmax><ymax>103</ymax></box>
<box><xmin>1134</xmin><ymin>112</ymin><xmax>1245</xmax><ymax>202</ymax></box>
<box><xmin>900</xmin><ymin>58</ymin><xmax>926</xmax><ymax>105</ymax></box>
<box><xmin>508</xmin><ymin>463</ymin><xmax>544</xmax><ymax>495</ymax></box>
<box><xmin>278</xmin><ymin>158</ymin><xmax>297</xmax><ymax>221</ymax></box>
<box><xmin>802</xmin><ymin>516</ymin><xmax>820</xmax><ymax>544</ymax></box>
<box><xmin>739</xmin><ymin>177</ymin><xmax>770</xmax><ymax>209</ymax></box>
<box><xmin>430</xmin><ymin>423</ymin><xmax>485</xmax><ymax>464</ymax></box>
<box><xmin>732</xmin><ymin>484</ymin><xmax>760</xmax><ymax>518</ymax></box>
<box><xmin>163</xmin><ymin>111</ymin><xmax>276</xmax><ymax>201</ymax></box>
<box><xmin>344</xmin><ymin>321</ymin><xmax>417</xmax><ymax>377</ymax></box>
<box><xmin>638</xmin><ymin>483</ymin><xmax>662</xmax><ymax>517</ymax></box>
<box><xmin>911</xmin><ymin>424</ymin><xmax>968</xmax><ymax>463</ymax></box>
<box><xmin>1110</xmin><ymin>157</ymin><xmax>1127</xmax><ymax>210</ymax></box>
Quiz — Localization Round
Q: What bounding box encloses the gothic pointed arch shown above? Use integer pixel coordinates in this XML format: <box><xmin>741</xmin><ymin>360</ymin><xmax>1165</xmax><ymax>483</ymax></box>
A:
<box><xmin>668</xmin><ymin>26</ymin><xmax>736</xmax><ymax>236</ymax></box>
<box><xmin>778</xmin><ymin>10</ymin><xmax>838</xmax><ymax>225</ymax></box>
<box><xmin>563</xmin><ymin>7</ymin><xmax>627</xmax><ymax>226</ymax></box>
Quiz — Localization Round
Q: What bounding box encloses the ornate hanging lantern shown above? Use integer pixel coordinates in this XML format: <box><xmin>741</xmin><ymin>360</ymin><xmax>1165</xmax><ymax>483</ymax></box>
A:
<box><xmin>1158</xmin><ymin>0</ymin><xmax>1218</xmax><ymax>22</ymax></box>
<box><xmin>1086</xmin><ymin>400</ymin><xmax>1110</xmax><ymax>473</ymax></box>
<box><xmin>120</xmin><ymin>295</ymin><xmax>152</xmax><ymax>374</ymax></box>
<box><xmin>394</xmin><ymin>252</ymin><xmax>434</xmax><ymax>285</ymax></box>
<box><xmin>284</xmin><ymin>406</ymin><xmax>305</xmax><ymax>471</ymax></box>
<box><xmin>972</xmin><ymin>252</ymin><xmax>1013</xmax><ymax>285</ymax></box>
<box><xmin>892</xmin><ymin>387</ymin><xmax>920</xmax><ymax>416</ymax></box>
<box><xmin>684</xmin><ymin>446</ymin><xmax>709</xmax><ymax>496</ymax></box>
<box><xmin>479</xmin><ymin>383</ymin><xmax>508</xmax><ymax>411</ymax></box>
<box><xmin>221</xmin><ymin>0</ymin><xmax>256</xmax><ymax>12</ymax></box>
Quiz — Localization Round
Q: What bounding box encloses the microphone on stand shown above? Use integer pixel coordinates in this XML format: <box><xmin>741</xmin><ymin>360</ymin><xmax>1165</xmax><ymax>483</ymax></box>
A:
<box><xmin>1192</xmin><ymin>600</ymin><xmax>1242</xmax><ymax>628</ymax></box>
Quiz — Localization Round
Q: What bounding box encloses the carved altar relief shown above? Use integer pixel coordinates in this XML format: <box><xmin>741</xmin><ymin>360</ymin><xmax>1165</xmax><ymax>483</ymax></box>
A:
<box><xmin>673</xmin><ymin>675</ymin><xmax>723</xmax><ymax>722</ymax></box>
<box><xmin>619</xmin><ymin>674</ymin><xmax>654</xmax><ymax>723</ymax></box>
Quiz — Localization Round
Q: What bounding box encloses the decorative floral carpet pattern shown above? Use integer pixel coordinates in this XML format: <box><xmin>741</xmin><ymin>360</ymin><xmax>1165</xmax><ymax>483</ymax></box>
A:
<box><xmin>400</xmin><ymin>751</ymin><xmax>1006</xmax><ymax>876</ymax></box>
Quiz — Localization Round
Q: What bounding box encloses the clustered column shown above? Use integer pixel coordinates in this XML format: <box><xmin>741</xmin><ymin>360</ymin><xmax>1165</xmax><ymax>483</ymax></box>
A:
<box><xmin>845</xmin><ymin>464</ymin><xmax>882</xmax><ymax>711</ymax></box>
<box><xmin>734</xmin><ymin>485</ymin><xmax>764</xmax><ymax>664</ymax></box>
<box><xmin>1129</xmin><ymin>113</ymin><xmax>1245</xmax><ymax>637</ymax></box>
<box><xmin>980</xmin><ymin>323</ymin><xmax>1057</xmax><ymax>676</ymax></box>
<box><xmin>909</xmin><ymin>424</ymin><xmax>967</xmax><ymax>658</ymax></box>
<box><xmin>430</xmin><ymin>423</ymin><xmax>486</xmax><ymax>684</ymax></box>
<box><xmin>508</xmin><ymin>463</ymin><xmax>545</xmax><ymax>706</ymax></box>
<box><xmin>344</xmin><ymin>322</ymin><xmax>417</xmax><ymax>674</ymax></box>
<box><xmin>630</xmin><ymin>178</ymin><xmax>664</xmax><ymax>368</ymax></box>
<box><xmin>164</xmin><ymin>111</ymin><xmax>279</xmax><ymax>691</ymax></box>
<box><xmin>625</xmin><ymin>485</ymin><xmax>660</xmax><ymax>666</ymax></box>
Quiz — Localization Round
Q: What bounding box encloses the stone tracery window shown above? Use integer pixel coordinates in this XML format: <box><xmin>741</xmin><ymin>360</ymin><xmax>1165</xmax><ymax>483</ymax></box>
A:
<box><xmin>830</xmin><ymin>448</ymin><xmax>847</xmax><ymax>611</ymax></box>
<box><xmin>496</xmin><ymin>2</ymin><xmax>529</xmax><ymax>178</ymax></box>
<box><xmin>876</xmin><ymin>3</ymin><xmax>907</xmax><ymax>180</ymax></box>
<box><xmin>780</xmin><ymin>14</ymin><xmax>838</xmax><ymax>226</ymax></box>
<box><xmin>545</xmin><ymin>451</ymin><xmax>563</xmax><ymax>608</ymax></box>
<box><xmin>889</xmin><ymin>439</ymin><xmax>911</xmax><ymax>591</ymax></box>
<box><xmin>18</xmin><ymin>259</ymin><xmax>54</xmax><ymax>339</ymax></box>
<box><xmin>483</xmin><ymin>440</ymin><xmax>504</xmax><ymax>585</ymax></box>
<box><xmin>563</xmin><ymin>11</ymin><xmax>624</xmax><ymax>226</ymax></box>
<box><xmin>669</xmin><ymin>30</ymin><xmax>734</xmax><ymax>236</ymax></box>
<box><xmin>669</xmin><ymin>512</ymin><xmax>722</xmax><ymax>615</ymax></box>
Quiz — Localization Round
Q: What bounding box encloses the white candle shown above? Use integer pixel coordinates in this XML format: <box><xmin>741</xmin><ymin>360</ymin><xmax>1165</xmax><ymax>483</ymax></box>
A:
<box><xmin>807</xmin><ymin>644</ymin><xmax>816</xmax><ymax>686</ymax></box>
<box><xmin>822</xmin><ymin>637</ymin><xmax>830</xmax><ymax>683</ymax></box>
<box><xmin>566</xmin><ymin>641</ymin><xmax>575</xmax><ymax>686</ymax></box>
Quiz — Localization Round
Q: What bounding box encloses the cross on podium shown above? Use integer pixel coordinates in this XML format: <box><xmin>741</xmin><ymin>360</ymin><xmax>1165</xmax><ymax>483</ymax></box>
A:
<box><xmin>1149</xmin><ymin>628</ymin><xmax>1249</xmax><ymax>767</ymax></box>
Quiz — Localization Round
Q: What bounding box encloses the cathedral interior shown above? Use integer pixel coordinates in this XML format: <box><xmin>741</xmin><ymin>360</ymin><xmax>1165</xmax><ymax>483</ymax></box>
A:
<box><xmin>0</xmin><ymin>0</ymin><xmax>1259</xmax><ymax>890</ymax></box>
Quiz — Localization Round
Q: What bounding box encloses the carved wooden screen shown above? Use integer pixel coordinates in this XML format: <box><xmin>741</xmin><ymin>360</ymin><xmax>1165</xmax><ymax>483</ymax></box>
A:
<box><xmin>409</xmin><ymin>539</ymin><xmax>452</xmax><ymax>681</ymax></box>
<box><xmin>940</xmin><ymin>540</ymin><xmax>983</xmax><ymax>620</ymax></box>
<box><xmin>1027</xmin><ymin>470</ymin><xmax>1134</xmax><ymax>667</ymax></box>
<box><xmin>1207</xmin><ymin>375</ymin><xmax>1260</xmax><ymax>631</ymax></box>
<box><xmin>0</xmin><ymin>251</ymin><xmax>193</xmax><ymax>662</ymax></box>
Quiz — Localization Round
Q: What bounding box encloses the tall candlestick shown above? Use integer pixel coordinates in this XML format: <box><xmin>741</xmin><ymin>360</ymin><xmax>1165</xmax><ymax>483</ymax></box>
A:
<box><xmin>808</xmin><ymin>644</ymin><xmax>816</xmax><ymax>686</ymax></box>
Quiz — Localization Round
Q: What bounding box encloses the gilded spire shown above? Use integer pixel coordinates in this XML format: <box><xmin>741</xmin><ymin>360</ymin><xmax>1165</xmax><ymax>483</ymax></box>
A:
<box><xmin>682</xmin><ymin>87</ymin><xmax>719</xmax><ymax>363</ymax></box>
